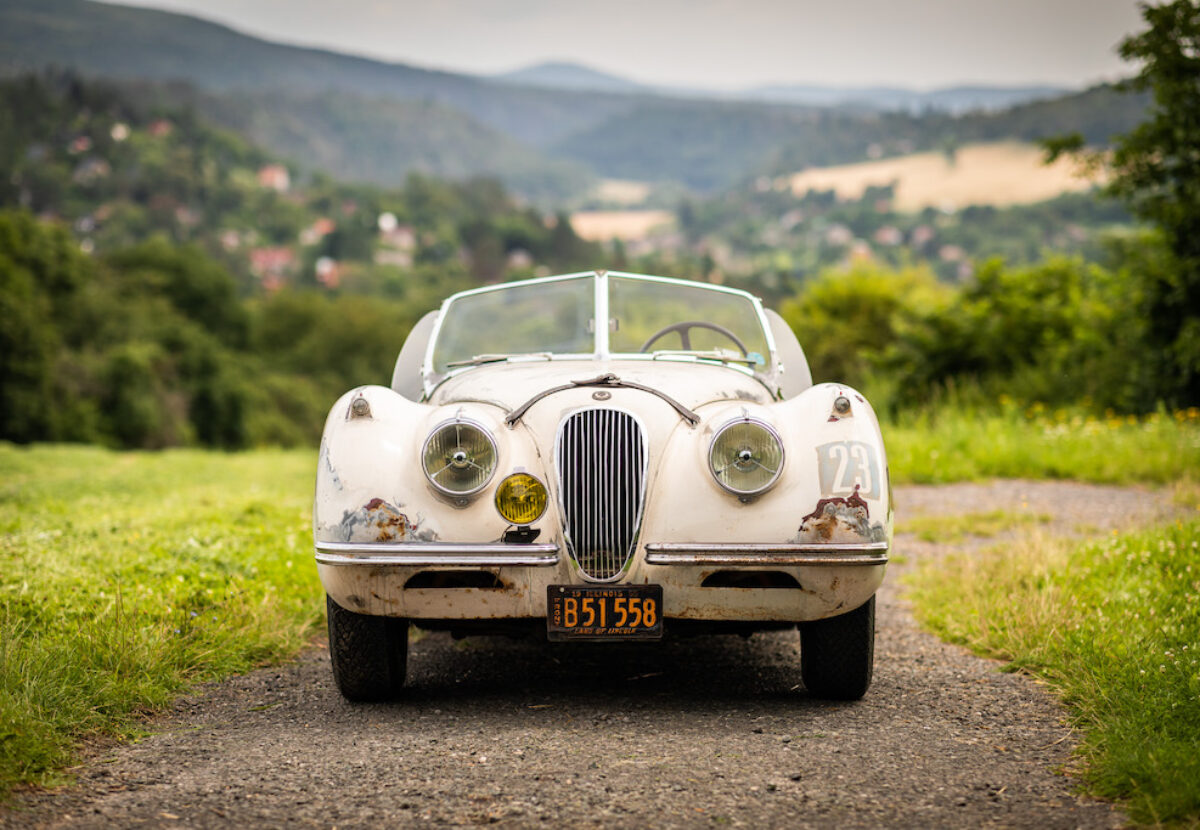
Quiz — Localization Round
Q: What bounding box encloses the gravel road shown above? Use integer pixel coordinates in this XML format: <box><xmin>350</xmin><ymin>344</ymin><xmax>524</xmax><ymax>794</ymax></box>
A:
<box><xmin>5</xmin><ymin>481</ymin><xmax>1180</xmax><ymax>829</ymax></box>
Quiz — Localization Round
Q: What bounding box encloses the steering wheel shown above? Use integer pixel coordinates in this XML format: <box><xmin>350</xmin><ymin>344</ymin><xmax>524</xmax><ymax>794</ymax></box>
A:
<box><xmin>639</xmin><ymin>321</ymin><xmax>749</xmax><ymax>356</ymax></box>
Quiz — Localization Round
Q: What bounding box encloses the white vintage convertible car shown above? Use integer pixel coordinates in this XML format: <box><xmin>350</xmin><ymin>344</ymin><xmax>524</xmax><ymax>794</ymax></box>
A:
<box><xmin>314</xmin><ymin>271</ymin><xmax>890</xmax><ymax>701</ymax></box>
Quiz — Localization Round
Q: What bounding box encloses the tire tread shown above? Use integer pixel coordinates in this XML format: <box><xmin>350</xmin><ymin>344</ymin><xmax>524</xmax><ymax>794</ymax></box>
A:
<box><xmin>326</xmin><ymin>594</ymin><xmax>408</xmax><ymax>702</ymax></box>
<box><xmin>800</xmin><ymin>595</ymin><xmax>875</xmax><ymax>701</ymax></box>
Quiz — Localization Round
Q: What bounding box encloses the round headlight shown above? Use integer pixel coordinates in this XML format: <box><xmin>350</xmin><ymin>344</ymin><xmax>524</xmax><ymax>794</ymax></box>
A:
<box><xmin>422</xmin><ymin>419</ymin><xmax>497</xmax><ymax>495</ymax></box>
<box><xmin>708</xmin><ymin>418</ymin><xmax>784</xmax><ymax>496</ymax></box>
<box><xmin>495</xmin><ymin>472</ymin><xmax>548</xmax><ymax>525</ymax></box>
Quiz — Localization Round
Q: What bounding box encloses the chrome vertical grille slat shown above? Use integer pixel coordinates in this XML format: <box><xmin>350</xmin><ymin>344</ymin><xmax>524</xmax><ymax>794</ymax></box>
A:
<box><xmin>556</xmin><ymin>408</ymin><xmax>646</xmax><ymax>581</ymax></box>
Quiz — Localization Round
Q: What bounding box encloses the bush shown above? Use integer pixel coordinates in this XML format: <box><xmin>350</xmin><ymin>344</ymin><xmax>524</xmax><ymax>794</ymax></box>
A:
<box><xmin>104</xmin><ymin>238</ymin><xmax>249</xmax><ymax>348</ymax></box>
<box><xmin>100</xmin><ymin>341</ymin><xmax>190</xmax><ymax>448</ymax></box>
<box><xmin>779</xmin><ymin>263</ymin><xmax>950</xmax><ymax>403</ymax></box>
<box><xmin>781</xmin><ymin>235</ymin><xmax>1194</xmax><ymax>413</ymax></box>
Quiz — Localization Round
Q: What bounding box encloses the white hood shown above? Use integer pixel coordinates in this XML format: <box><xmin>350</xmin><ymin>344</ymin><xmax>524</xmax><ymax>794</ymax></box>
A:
<box><xmin>427</xmin><ymin>359</ymin><xmax>776</xmax><ymax>414</ymax></box>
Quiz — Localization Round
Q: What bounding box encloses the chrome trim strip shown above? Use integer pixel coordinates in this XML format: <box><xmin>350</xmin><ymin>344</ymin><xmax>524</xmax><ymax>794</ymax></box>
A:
<box><xmin>644</xmin><ymin>542</ymin><xmax>888</xmax><ymax>566</ymax></box>
<box><xmin>315</xmin><ymin>541</ymin><xmax>559</xmax><ymax>567</ymax></box>
<box><xmin>505</xmin><ymin>373</ymin><xmax>699</xmax><ymax>427</ymax></box>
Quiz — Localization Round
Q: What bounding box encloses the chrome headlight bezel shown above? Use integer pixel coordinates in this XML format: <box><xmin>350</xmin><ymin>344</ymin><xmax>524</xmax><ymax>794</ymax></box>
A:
<box><xmin>707</xmin><ymin>416</ymin><xmax>785</xmax><ymax>497</ymax></box>
<box><xmin>421</xmin><ymin>417</ymin><xmax>499</xmax><ymax>497</ymax></box>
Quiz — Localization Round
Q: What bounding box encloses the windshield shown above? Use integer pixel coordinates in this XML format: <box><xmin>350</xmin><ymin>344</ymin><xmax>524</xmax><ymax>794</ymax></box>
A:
<box><xmin>429</xmin><ymin>272</ymin><xmax>772</xmax><ymax>375</ymax></box>
<box><xmin>608</xmin><ymin>276</ymin><xmax>768</xmax><ymax>361</ymax></box>
<box><xmin>431</xmin><ymin>276</ymin><xmax>594</xmax><ymax>372</ymax></box>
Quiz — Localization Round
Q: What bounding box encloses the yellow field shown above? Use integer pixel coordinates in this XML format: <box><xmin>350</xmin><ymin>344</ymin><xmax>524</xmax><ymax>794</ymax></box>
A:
<box><xmin>569</xmin><ymin>209</ymin><xmax>675</xmax><ymax>241</ymax></box>
<box><xmin>593</xmin><ymin>178</ymin><xmax>653</xmax><ymax>205</ymax></box>
<box><xmin>788</xmin><ymin>141</ymin><xmax>1104</xmax><ymax>211</ymax></box>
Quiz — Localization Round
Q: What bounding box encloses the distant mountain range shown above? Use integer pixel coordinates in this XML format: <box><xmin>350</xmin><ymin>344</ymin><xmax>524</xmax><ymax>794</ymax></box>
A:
<box><xmin>0</xmin><ymin>0</ymin><xmax>1147</xmax><ymax>198</ymax></box>
<box><xmin>742</xmin><ymin>84</ymin><xmax>1070</xmax><ymax>114</ymax></box>
<box><xmin>494</xmin><ymin>62</ymin><xmax>647</xmax><ymax>95</ymax></box>
<box><xmin>0</xmin><ymin>0</ymin><xmax>626</xmax><ymax>145</ymax></box>
<box><xmin>494</xmin><ymin>61</ymin><xmax>1071</xmax><ymax>114</ymax></box>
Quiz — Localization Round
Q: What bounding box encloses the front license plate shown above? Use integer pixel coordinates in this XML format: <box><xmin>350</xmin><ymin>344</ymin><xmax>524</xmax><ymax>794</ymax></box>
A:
<box><xmin>547</xmin><ymin>584</ymin><xmax>664</xmax><ymax>641</ymax></box>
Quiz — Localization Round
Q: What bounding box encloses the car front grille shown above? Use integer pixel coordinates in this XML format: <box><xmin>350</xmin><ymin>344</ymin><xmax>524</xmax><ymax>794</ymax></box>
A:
<box><xmin>556</xmin><ymin>408</ymin><xmax>646</xmax><ymax>581</ymax></box>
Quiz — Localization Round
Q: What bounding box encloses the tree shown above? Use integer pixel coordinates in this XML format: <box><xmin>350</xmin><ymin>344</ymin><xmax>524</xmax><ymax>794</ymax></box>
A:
<box><xmin>104</xmin><ymin>238</ymin><xmax>249</xmax><ymax>347</ymax></box>
<box><xmin>0</xmin><ymin>211</ymin><xmax>90</xmax><ymax>442</ymax></box>
<box><xmin>778</xmin><ymin>263</ymin><xmax>952</xmax><ymax>397</ymax></box>
<box><xmin>1107</xmin><ymin>1</ymin><xmax>1200</xmax><ymax>403</ymax></box>
<box><xmin>1042</xmin><ymin>2</ymin><xmax>1200</xmax><ymax>405</ymax></box>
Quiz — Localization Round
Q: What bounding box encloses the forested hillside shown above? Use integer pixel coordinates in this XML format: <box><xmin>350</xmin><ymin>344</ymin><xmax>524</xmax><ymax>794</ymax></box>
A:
<box><xmin>554</xmin><ymin>86</ymin><xmax>1148</xmax><ymax>189</ymax></box>
<box><xmin>185</xmin><ymin>88</ymin><xmax>593</xmax><ymax>202</ymax></box>
<box><xmin>0</xmin><ymin>0</ymin><xmax>629</xmax><ymax>145</ymax></box>
<box><xmin>0</xmin><ymin>73</ymin><xmax>601</xmax><ymax>449</ymax></box>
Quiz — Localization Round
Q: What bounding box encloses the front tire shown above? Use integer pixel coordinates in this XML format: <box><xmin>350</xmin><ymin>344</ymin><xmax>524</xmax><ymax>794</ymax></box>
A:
<box><xmin>799</xmin><ymin>596</ymin><xmax>875</xmax><ymax>700</ymax></box>
<box><xmin>326</xmin><ymin>594</ymin><xmax>408</xmax><ymax>702</ymax></box>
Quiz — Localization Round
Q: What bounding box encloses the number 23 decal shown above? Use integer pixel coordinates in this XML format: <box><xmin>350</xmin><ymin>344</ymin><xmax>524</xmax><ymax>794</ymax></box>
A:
<box><xmin>816</xmin><ymin>440</ymin><xmax>881</xmax><ymax>499</ymax></box>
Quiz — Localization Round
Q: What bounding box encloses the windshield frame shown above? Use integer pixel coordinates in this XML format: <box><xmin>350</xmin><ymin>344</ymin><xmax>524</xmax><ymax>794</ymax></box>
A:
<box><xmin>421</xmin><ymin>270</ymin><xmax>779</xmax><ymax>395</ymax></box>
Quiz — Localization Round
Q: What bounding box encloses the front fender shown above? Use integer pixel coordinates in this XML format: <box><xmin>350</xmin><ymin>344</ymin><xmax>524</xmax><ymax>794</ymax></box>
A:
<box><xmin>315</xmin><ymin>385</ymin><xmax>552</xmax><ymax>546</ymax></box>
<box><xmin>638</xmin><ymin>382</ymin><xmax>892</xmax><ymax>548</ymax></box>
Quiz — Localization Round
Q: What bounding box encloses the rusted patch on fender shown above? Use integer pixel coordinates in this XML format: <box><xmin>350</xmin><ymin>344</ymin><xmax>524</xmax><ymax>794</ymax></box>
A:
<box><xmin>803</xmin><ymin>484</ymin><xmax>870</xmax><ymax>522</ymax></box>
<box><xmin>338</xmin><ymin>498</ymin><xmax>426</xmax><ymax>542</ymax></box>
<box><xmin>795</xmin><ymin>485</ymin><xmax>888</xmax><ymax>544</ymax></box>
<box><xmin>364</xmin><ymin>498</ymin><xmax>414</xmax><ymax>541</ymax></box>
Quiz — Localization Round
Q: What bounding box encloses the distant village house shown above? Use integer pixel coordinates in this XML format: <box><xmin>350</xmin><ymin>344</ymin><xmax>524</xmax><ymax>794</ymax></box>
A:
<box><xmin>257</xmin><ymin>164</ymin><xmax>291</xmax><ymax>193</ymax></box>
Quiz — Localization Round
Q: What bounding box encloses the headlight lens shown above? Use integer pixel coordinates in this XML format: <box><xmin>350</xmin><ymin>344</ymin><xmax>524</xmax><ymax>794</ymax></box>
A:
<box><xmin>495</xmin><ymin>473</ymin><xmax>548</xmax><ymax>524</ymax></box>
<box><xmin>421</xmin><ymin>419</ymin><xmax>497</xmax><ymax>495</ymax></box>
<box><xmin>708</xmin><ymin>418</ymin><xmax>784</xmax><ymax>496</ymax></box>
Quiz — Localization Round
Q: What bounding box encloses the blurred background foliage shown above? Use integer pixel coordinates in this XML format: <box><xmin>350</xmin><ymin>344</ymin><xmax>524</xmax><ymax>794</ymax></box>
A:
<box><xmin>1</xmin><ymin>15</ymin><xmax>1197</xmax><ymax>451</ymax></box>
<box><xmin>2</xmin><ymin>188</ymin><xmax>1188</xmax><ymax>451</ymax></box>
<box><xmin>780</xmin><ymin>236</ymin><xmax>1171</xmax><ymax>413</ymax></box>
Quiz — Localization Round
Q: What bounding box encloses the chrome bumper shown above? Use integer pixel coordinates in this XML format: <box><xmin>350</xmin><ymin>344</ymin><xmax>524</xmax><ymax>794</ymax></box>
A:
<box><xmin>643</xmin><ymin>541</ymin><xmax>888</xmax><ymax>566</ymax></box>
<box><xmin>314</xmin><ymin>541</ymin><xmax>560</xmax><ymax>567</ymax></box>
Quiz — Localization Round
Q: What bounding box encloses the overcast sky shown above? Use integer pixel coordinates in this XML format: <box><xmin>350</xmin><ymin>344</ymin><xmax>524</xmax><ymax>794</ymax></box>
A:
<box><xmin>109</xmin><ymin>0</ymin><xmax>1146</xmax><ymax>90</ymax></box>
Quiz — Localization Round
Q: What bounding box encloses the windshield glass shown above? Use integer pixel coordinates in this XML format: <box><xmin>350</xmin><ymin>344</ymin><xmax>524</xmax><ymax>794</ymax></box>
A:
<box><xmin>430</xmin><ymin>273</ymin><xmax>771</xmax><ymax>374</ymax></box>
<box><xmin>431</xmin><ymin>276</ymin><xmax>594</xmax><ymax>372</ymax></box>
<box><xmin>608</xmin><ymin>276</ymin><xmax>768</xmax><ymax>361</ymax></box>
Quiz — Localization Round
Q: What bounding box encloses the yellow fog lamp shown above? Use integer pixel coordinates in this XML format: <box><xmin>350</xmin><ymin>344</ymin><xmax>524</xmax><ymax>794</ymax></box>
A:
<box><xmin>495</xmin><ymin>473</ymin><xmax>548</xmax><ymax>525</ymax></box>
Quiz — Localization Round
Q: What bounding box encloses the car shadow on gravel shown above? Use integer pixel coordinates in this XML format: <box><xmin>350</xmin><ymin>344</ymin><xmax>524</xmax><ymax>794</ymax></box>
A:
<box><xmin>391</xmin><ymin>629</ymin><xmax>856</xmax><ymax>710</ymax></box>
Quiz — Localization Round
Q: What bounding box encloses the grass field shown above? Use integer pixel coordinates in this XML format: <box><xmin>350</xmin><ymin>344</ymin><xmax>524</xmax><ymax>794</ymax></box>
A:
<box><xmin>788</xmin><ymin>141</ymin><xmax>1103</xmax><ymax>211</ymax></box>
<box><xmin>886</xmin><ymin>404</ymin><xmax>1200</xmax><ymax>486</ymax></box>
<box><xmin>592</xmin><ymin>179</ymin><xmax>653</xmax><ymax>206</ymax></box>
<box><xmin>907</xmin><ymin>519</ymin><xmax>1200</xmax><ymax>825</ymax></box>
<box><xmin>0</xmin><ymin>445</ymin><xmax>322</xmax><ymax>795</ymax></box>
<box><xmin>568</xmin><ymin>209</ymin><xmax>675</xmax><ymax>241</ymax></box>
